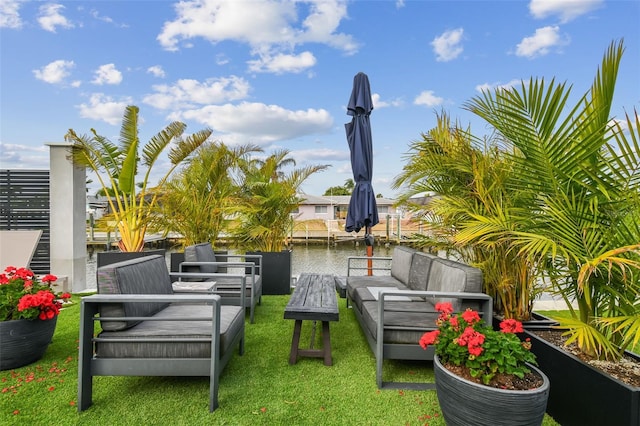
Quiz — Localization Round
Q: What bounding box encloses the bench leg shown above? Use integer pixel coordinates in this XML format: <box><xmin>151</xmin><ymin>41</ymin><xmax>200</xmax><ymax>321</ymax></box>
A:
<box><xmin>322</xmin><ymin>321</ymin><xmax>332</xmax><ymax>366</ymax></box>
<box><xmin>289</xmin><ymin>320</ymin><xmax>302</xmax><ymax>364</ymax></box>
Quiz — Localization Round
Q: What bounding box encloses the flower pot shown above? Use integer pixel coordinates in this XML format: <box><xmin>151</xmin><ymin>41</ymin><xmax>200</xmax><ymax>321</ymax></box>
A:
<box><xmin>434</xmin><ymin>354</ymin><xmax>550</xmax><ymax>426</ymax></box>
<box><xmin>524</xmin><ymin>330</ymin><xmax>640</xmax><ymax>426</ymax></box>
<box><xmin>0</xmin><ymin>317</ymin><xmax>58</xmax><ymax>371</ymax></box>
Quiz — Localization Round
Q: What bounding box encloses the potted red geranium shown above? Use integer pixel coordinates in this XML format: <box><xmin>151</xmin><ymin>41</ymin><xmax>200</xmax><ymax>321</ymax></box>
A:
<box><xmin>0</xmin><ymin>266</ymin><xmax>71</xmax><ymax>370</ymax></box>
<box><xmin>420</xmin><ymin>302</ymin><xmax>550</xmax><ymax>426</ymax></box>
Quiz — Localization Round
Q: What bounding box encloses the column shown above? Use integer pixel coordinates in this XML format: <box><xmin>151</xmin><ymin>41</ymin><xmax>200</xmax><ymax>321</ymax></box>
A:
<box><xmin>48</xmin><ymin>143</ymin><xmax>87</xmax><ymax>292</ymax></box>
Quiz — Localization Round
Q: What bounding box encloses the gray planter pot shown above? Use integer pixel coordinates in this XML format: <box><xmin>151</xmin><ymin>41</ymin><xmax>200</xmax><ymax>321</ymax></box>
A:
<box><xmin>0</xmin><ymin>317</ymin><xmax>58</xmax><ymax>371</ymax></box>
<box><xmin>434</xmin><ymin>354</ymin><xmax>550</xmax><ymax>426</ymax></box>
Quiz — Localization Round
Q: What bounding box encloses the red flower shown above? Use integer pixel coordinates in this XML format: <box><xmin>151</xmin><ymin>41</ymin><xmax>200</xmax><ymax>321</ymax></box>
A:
<box><xmin>2</xmin><ymin>267</ymin><xmax>67</xmax><ymax>321</ymax></box>
<box><xmin>448</xmin><ymin>316</ymin><xmax>459</xmax><ymax>329</ymax></box>
<box><xmin>499</xmin><ymin>318</ymin><xmax>524</xmax><ymax>334</ymax></box>
<box><xmin>419</xmin><ymin>330</ymin><xmax>440</xmax><ymax>349</ymax></box>
<box><xmin>420</xmin><ymin>303</ymin><xmax>538</xmax><ymax>386</ymax></box>
<box><xmin>461</xmin><ymin>309</ymin><xmax>481</xmax><ymax>324</ymax></box>
<box><xmin>41</xmin><ymin>274</ymin><xmax>58</xmax><ymax>283</ymax></box>
<box><xmin>435</xmin><ymin>302</ymin><xmax>453</xmax><ymax>315</ymax></box>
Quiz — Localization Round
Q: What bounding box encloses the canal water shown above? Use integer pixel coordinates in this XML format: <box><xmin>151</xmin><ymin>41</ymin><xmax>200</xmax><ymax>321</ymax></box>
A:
<box><xmin>85</xmin><ymin>242</ymin><xmax>395</xmax><ymax>290</ymax></box>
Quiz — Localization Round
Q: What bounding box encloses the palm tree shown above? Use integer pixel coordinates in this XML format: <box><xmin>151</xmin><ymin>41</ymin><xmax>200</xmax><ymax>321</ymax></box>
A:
<box><xmin>155</xmin><ymin>142</ymin><xmax>261</xmax><ymax>247</ymax></box>
<box><xmin>65</xmin><ymin>105</ymin><xmax>212</xmax><ymax>251</ymax></box>
<box><xmin>233</xmin><ymin>149</ymin><xmax>329</xmax><ymax>252</ymax></box>
<box><xmin>393</xmin><ymin>113</ymin><xmax>542</xmax><ymax>320</ymax></box>
<box><xmin>464</xmin><ymin>40</ymin><xmax>640</xmax><ymax>359</ymax></box>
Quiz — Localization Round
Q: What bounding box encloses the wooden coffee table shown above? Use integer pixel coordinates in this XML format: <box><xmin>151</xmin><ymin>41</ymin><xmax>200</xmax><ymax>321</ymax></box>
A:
<box><xmin>284</xmin><ymin>273</ymin><xmax>339</xmax><ymax>366</ymax></box>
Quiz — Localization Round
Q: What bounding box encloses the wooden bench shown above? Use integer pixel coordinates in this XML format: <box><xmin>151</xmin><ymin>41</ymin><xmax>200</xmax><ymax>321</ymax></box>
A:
<box><xmin>284</xmin><ymin>273</ymin><xmax>339</xmax><ymax>366</ymax></box>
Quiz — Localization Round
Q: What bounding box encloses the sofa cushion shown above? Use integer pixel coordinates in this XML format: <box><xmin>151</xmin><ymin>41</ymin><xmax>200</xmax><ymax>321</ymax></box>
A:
<box><xmin>407</xmin><ymin>252</ymin><xmax>437</xmax><ymax>291</ymax></box>
<box><xmin>389</xmin><ymin>246</ymin><xmax>416</xmax><ymax>286</ymax></box>
<box><xmin>346</xmin><ymin>275</ymin><xmax>403</xmax><ymax>309</ymax></box>
<box><xmin>426</xmin><ymin>258</ymin><xmax>483</xmax><ymax>311</ymax></box>
<box><xmin>360</xmin><ymin>300</ymin><xmax>440</xmax><ymax>345</ymax></box>
<box><xmin>97</xmin><ymin>255</ymin><xmax>173</xmax><ymax>331</ymax></box>
<box><xmin>96</xmin><ymin>304</ymin><xmax>244</xmax><ymax>358</ymax></box>
<box><xmin>214</xmin><ymin>276</ymin><xmax>263</xmax><ymax>308</ymax></box>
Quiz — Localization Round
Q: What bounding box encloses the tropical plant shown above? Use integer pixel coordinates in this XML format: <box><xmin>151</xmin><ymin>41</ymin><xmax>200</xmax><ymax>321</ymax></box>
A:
<box><xmin>396</xmin><ymin>40</ymin><xmax>640</xmax><ymax>360</ymax></box>
<box><xmin>233</xmin><ymin>149</ymin><xmax>329</xmax><ymax>252</ymax></box>
<box><xmin>65</xmin><ymin>105</ymin><xmax>212</xmax><ymax>251</ymax></box>
<box><xmin>463</xmin><ymin>39</ymin><xmax>640</xmax><ymax>360</ymax></box>
<box><xmin>0</xmin><ymin>266</ymin><xmax>70</xmax><ymax>321</ymax></box>
<box><xmin>323</xmin><ymin>179</ymin><xmax>355</xmax><ymax>196</ymax></box>
<box><xmin>155</xmin><ymin>142</ymin><xmax>260</xmax><ymax>247</ymax></box>
<box><xmin>393</xmin><ymin>113</ymin><xmax>542</xmax><ymax>321</ymax></box>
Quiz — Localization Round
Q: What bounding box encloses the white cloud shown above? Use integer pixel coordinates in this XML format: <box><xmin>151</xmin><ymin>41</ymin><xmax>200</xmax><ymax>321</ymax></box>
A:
<box><xmin>396</xmin><ymin>0</ymin><xmax>405</xmax><ymax>9</ymax></box>
<box><xmin>92</xmin><ymin>64</ymin><xmax>123</xmax><ymax>85</ymax></box>
<box><xmin>475</xmin><ymin>79</ymin><xmax>521</xmax><ymax>93</ymax></box>
<box><xmin>292</xmin><ymin>147</ymin><xmax>348</xmax><ymax>162</ymax></box>
<box><xmin>372</xmin><ymin>93</ymin><xmax>402</xmax><ymax>109</ymax></box>
<box><xmin>215</xmin><ymin>53</ymin><xmax>230</xmax><ymax>65</ymax></box>
<box><xmin>176</xmin><ymin>102</ymin><xmax>333</xmax><ymax>145</ymax></box>
<box><xmin>431</xmin><ymin>28</ymin><xmax>464</xmax><ymax>62</ymax></box>
<box><xmin>515</xmin><ymin>26</ymin><xmax>567</xmax><ymax>58</ymax></box>
<box><xmin>33</xmin><ymin>59</ymin><xmax>75</xmax><ymax>84</ymax></box>
<box><xmin>414</xmin><ymin>90</ymin><xmax>444</xmax><ymax>107</ymax></box>
<box><xmin>147</xmin><ymin>65</ymin><xmax>166</xmax><ymax>78</ymax></box>
<box><xmin>0</xmin><ymin>0</ymin><xmax>22</xmax><ymax>29</ymax></box>
<box><xmin>248</xmin><ymin>51</ymin><xmax>317</xmax><ymax>74</ymax></box>
<box><xmin>143</xmin><ymin>75</ymin><xmax>250</xmax><ymax>110</ymax></box>
<box><xmin>529</xmin><ymin>0</ymin><xmax>603</xmax><ymax>23</ymax></box>
<box><xmin>157</xmin><ymin>0</ymin><xmax>358</xmax><ymax>74</ymax></box>
<box><xmin>77</xmin><ymin>93</ymin><xmax>132</xmax><ymax>125</ymax></box>
<box><xmin>38</xmin><ymin>3</ymin><xmax>74</xmax><ymax>33</ymax></box>
<box><xmin>0</xmin><ymin>142</ymin><xmax>49</xmax><ymax>169</ymax></box>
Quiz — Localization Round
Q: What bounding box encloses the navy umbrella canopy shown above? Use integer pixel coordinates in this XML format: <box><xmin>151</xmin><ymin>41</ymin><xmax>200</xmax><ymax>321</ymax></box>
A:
<box><xmin>345</xmin><ymin>72</ymin><xmax>379</xmax><ymax>236</ymax></box>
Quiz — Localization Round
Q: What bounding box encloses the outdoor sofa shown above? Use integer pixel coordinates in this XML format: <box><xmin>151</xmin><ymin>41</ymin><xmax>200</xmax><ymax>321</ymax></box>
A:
<box><xmin>78</xmin><ymin>254</ymin><xmax>246</xmax><ymax>412</ymax></box>
<box><xmin>177</xmin><ymin>243</ymin><xmax>263</xmax><ymax>323</ymax></box>
<box><xmin>345</xmin><ymin>246</ymin><xmax>492</xmax><ymax>389</ymax></box>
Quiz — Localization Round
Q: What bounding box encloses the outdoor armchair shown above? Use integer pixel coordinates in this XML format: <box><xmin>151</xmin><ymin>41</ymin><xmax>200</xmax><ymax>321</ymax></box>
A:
<box><xmin>179</xmin><ymin>243</ymin><xmax>262</xmax><ymax>323</ymax></box>
<box><xmin>78</xmin><ymin>255</ymin><xmax>246</xmax><ymax>412</ymax></box>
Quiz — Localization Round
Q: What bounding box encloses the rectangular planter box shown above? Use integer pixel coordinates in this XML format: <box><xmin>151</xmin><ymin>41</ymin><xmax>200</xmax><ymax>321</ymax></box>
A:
<box><xmin>169</xmin><ymin>250</ymin><xmax>228</xmax><ymax>273</ymax></box>
<box><xmin>246</xmin><ymin>250</ymin><xmax>291</xmax><ymax>295</ymax></box>
<box><xmin>97</xmin><ymin>249</ymin><xmax>166</xmax><ymax>268</ymax></box>
<box><xmin>525</xmin><ymin>330</ymin><xmax>640</xmax><ymax>426</ymax></box>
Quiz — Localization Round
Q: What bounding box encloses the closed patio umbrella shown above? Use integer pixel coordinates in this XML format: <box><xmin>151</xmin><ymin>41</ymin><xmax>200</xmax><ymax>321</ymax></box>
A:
<box><xmin>345</xmin><ymin>72</ymin><xmax>378</xmax><ymax>273</ymax></box>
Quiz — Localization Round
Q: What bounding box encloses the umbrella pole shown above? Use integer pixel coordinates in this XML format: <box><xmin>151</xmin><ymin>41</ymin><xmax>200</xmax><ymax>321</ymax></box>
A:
<box><xmin>365</xmin><ymin>226</ymin><xmax>373</xmax><ymax>276</ymax></box>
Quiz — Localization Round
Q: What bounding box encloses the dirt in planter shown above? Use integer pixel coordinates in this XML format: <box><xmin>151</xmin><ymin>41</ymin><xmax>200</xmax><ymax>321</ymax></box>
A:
<box><xmin>531</xmin><ymin>330</ymin><xmax>640</xmax><ymax>388</ymax></box>
<box><xmin>442</xmin><ymin>363</ymin><xmax>544</xmax><ymax>390</ymax></box>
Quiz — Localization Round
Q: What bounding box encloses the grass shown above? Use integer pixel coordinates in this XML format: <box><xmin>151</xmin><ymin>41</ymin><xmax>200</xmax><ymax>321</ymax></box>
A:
<box><xmin>2</xmin><ymin>295</ymin><xmax>561</xmax><ymax>425</ymax></box>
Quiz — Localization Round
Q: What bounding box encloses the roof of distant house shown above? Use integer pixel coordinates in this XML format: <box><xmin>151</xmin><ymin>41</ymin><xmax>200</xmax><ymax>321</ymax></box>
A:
<box><xmin>298</xmin><ymin>194</ymin><xmax>395</xmax><ymax>206</ymax></box>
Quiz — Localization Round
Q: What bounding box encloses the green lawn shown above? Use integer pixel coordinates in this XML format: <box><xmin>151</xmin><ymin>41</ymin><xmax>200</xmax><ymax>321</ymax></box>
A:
<box><xmin>1</xmin><ymin>295</ymin><xmax>561</xmax><ymax>425</ymax></box>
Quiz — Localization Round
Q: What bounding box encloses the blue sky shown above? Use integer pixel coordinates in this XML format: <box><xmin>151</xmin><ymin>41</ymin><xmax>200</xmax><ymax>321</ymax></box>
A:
<box><xmin>1</xmin><ymin>0</ymin><xmax>639</xmax><ymax>198</ymax></box>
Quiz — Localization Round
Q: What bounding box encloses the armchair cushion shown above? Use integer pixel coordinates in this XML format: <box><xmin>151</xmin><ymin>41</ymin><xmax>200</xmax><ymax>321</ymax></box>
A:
<box><xmin>96</xmin><ymin>303</ymin><xmax>245</xmax><ymax>359</ymax></box>
<box><xmin>97</xmin><ymin>255</ymin><xmax>173</xmax><ymax>331</ymax></box>
<box><xmin>185</xmin><ymin>243</ymin><xmax>218</xmax><ymax>274</ymax></box>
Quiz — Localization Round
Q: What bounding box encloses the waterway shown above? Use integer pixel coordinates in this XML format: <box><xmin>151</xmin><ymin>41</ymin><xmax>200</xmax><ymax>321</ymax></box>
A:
<box><xmin>85</xmin><ymin>243</ymin><xmax>395</xmax><ymax>290</ymax></box>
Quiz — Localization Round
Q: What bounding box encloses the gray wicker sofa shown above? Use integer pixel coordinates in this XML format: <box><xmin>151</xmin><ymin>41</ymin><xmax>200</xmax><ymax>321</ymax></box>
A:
<box><xmin>78</xmin><ymin>255</ymin><xmax>246</xmax><ymax>412</ymax></box>
<box><xmin>346</xmin><ymin>246</ymin><xmax>492</xmax><ymax>389</ymax></box>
